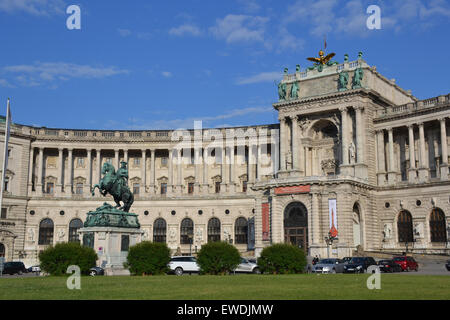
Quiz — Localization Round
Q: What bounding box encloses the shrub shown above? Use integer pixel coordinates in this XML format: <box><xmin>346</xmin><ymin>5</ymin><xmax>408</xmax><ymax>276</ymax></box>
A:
<box><xmin>257</xmin><ymin>244</ymin><xmax>306</xmax><ymax>274</ymax></box>
<box><xmin>39</xmin><ymin>242</ymin><xmax>98</xmax><ymax>276</ymax></box>
<box><xmin>124</xmin><ymin>241</ymin><xmax>171</xmax><ymax>275</ymax></box>
<box><xmin>196</xmin><ymin>241</ymin><xmax>241</xmax><ymax>275</ymax></box>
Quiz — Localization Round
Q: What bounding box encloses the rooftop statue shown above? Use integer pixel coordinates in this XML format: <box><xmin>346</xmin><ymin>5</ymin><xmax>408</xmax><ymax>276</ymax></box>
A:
<box><xmin>278</xmin><ymin>81</ymin><xmax>287</xmax><ymax>101</ymax></box>
<box><xmin>352</xmin><ymin>67</ymin><xmax>364</xmax><ymax>89</ymax></box>
<box><xmin>91</xmin><ymin>162</ymin><xmax>134</xmax><ymax>212</ymax></box>
<box><xmin>290</xmin><ymin>81</ymin><xmax>299</xmax><ymax>100</ymax></box>
<box><xmin>307</xmin><ymin>49</ymin><xmax>338</xmax><ymax>72</ymax></box>
<box><xmin>338</xmin><ymin>71</ymin><xmax>349</xmax><ymax>91</ymax></box>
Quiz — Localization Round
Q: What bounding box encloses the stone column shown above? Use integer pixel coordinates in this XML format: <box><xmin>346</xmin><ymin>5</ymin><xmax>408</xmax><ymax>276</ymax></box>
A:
<box><xmin>256</xmin><ymin>143</ymin><xmax>261</xmax><ymax>181</ymax></box>
<box><xmin>57</xmin><ymin>148</ymin><xmax>64</xmax><ymax>195</ymax></box>
<box><xmin>279</xmin><ymin>117</ymin><xmax>287</xmax><ymax>171</ymax></box>
<box><xmin>355</xmin><ymin>106</ymin><xmax>364</xmax><ymax>163</ymax></box>
<box><xmin>311</xmin><ymin>191</ymin><xmax>321</xmax><ymax>246</ymax></box>
<box><xmin>228</xmin><ymin>146</ymin><xmax>235</xmax><ymax>193</ymax></box>
<box><xmin>220</xmin><ymin>145</ymin><xmax>226</xmax><ymax>189</ymax></box>
<box><xmin>96</xmin><ymin>149</ymin><xmax>101</xmax><ymax>183</ymax></box>
<box><xmin>376</xmin><ymin>130</ymin><xmax>386</xmax><ymax>185</ymax></box>
<box><xmin>114</xmin><ymin>149</ymin><xmax>119</xmax><ymax>170</ymax></box>
<box><xmin>387</xmin><ymin>128</ymin><xmax>396</xmax><ymax>184</ymax></box>
<box><xmin>141</xmin><ymin>149</ymin><xmax>147</xmax><ymax>194</ymax></box>
<box><xmin>168</xmin><ymin>148</ymin><xmax>173</xmax><ymax>193</ymax></box>
<box><xmin>27</xmin><ymin>147</ymin><xmax>34</xmax><ymax>194</ymax></box>
<box><xmin>418</xmin><ymin>122</ymin><xmax>429</xmax><ymax>182</ymax></box>
<box><xmin>340</xmin><ymin>107</ymin><xmax>349</xmax><ymax>166</ymax></box>
<box><xmin>124</xmin><ymin>149</ymin><xmax>128</xmax><ymax>164</ymax></box>
<box><xmin>87</xmin><ymin>149</ymin><xmax>92</xmax><ymax>188</ymax></box>
<box><xmin>65</xmin><ymin>148</ymin><xmax>73</xmax><ymax>194</ymax></box>
<box><xmin>194</xmin><ymin>147</ymin><xmax>200</xmax><ymax>194</ymax></box>
<box><xmin>177</xmin><ymin>148</ymin><xmax>182</xmax><ymax>194</ymax></box>
<box><xmin>439</xmin><ymin>118</ymin><xmax>448</xmax><ymax>180</ymax></box>
<box><xmin>248</xmin><ymin>142</ymin><xmax>255</xmax><ymax>184</ymax></box>
<box><xmin>291</xmin><ymin>115</ymin><xmax>300</xmax><ymax>171</ymax></box>
<box><xmin>407</xmin><ymin>125</ymin><xmax>417</xmax><ymax>182</ymax></box>
<box><xmin>202</xmin><ymin>148</ymin><xmax>208</xmax><ymax>194</ymax></box>
<box><xmin>36</xmin><ymin>147</ymin><xmax>44</xmax><ymax>195</ymax></box>
<box><xmin>150</xmin><ymin>149</ymin><xmax>156</xmax><ymax>193</ymax></box>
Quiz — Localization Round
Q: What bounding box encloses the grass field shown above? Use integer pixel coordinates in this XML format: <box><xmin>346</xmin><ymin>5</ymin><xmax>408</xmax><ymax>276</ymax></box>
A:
<box><xmin>0</xmin><ymin>274</ymin><xmax>449</xmax><ymax>300</ymax></box>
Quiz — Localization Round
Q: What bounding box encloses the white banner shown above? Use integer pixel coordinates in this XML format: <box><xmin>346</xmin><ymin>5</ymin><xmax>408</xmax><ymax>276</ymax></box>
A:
<box><xmin>328</xmin><ymin>198</ymin><xmax>338</xmax><ymax>238</ymax></box>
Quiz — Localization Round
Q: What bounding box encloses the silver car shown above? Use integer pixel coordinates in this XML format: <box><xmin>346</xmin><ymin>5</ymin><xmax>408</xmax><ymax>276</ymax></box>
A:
<box><xmin>234</xmin><ymin>258</ymin><xmax>260</xmax><ymax>273</ymax></box>
<box><xmin>312</xmin><ymin>258</ymin><xmax>345</xmax><ymax>274</ymax></box>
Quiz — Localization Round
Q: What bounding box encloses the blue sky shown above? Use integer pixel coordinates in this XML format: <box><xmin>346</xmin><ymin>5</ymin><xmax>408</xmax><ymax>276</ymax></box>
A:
<box><xmin>0</xmin><ymin>0</ymin><xmax>449</xmax><ymax>130</ymax></box>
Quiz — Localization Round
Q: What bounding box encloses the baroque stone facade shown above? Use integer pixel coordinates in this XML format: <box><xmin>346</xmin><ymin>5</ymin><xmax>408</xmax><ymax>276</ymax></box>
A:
<box><xmin>0</xmin><ymin>54</ymin><xmax>449</xmax><ymax>266</ymax></box>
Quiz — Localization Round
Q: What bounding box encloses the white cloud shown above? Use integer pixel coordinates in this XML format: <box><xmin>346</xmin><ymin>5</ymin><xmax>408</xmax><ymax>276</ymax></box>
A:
<box><xmin>0</xmin><ymin>78</ymin><xmax>15</xmax><ymax>88</ymax></box>
<box><xmin>210</xmin><ymin>14</ymin><xmax>269</xmax><ymax>44</ymax></box>
<box><xmin>236</xmin><ymin>0</ymin><xmax>261</xmax><ymax>13</ymax></box>
<box><xmin>117</xmin><ymin>28</ymin><xmax>132</xmax><ymax>37</ymax></box>
<box><xmin>0</xmin><ymin>0</ymin><xmax>66</xmax><ymax>16</ymax></box>
<box><xmin>161</xmin><ymin>71</ymin><xmax>172</xmax><ymax>78</ymax></box>
<box><xmin>169</xmin><ymin>24</ymin><xmax>202</xmax><ymax>36</ymax></box>
<box><xmin>236</xmin><ymin>71</ymin><xmax>282</xmax><ymax>85</ymax></box>
<box><xmin>2</xmin><ymin>62</ymin><xmax>129</xmax><ymax>87</ymax></box>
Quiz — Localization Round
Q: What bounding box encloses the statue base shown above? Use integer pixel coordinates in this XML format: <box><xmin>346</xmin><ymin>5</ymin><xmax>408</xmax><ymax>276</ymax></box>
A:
<box><xmin>79</xmin><ymin>203</ymin><xmax>143</xmax><ymax>276</ymax></box>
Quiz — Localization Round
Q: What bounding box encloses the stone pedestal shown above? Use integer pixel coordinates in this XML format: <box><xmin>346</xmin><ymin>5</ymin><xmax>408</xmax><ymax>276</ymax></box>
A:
<box><xmin>440</xmin><ymin>164</ymin><xmax>449</xmax><ymax>180</ymax></box>
<box><xmin>418</xmin><ymin>167</ymin><xmax>429</xmax><ymax>182</ymax></box>
<box><xmin>354</xmin><ymin>163</ymin><xmax>368</xmax><ymax>180</ymax></box>
<box><xmin>339</xmin><ymin>164</ymin><xmax>354</xmax><ymax>176</ymax></box>
<box><xmin>78</xmin><ymin>226</ymin><xmax>143</xmax><ymax>276</ymax></box>
<box><xmin>78</xmin><ymin>203</ymin><xmax>143</xmax><ymax>276</ymax></box>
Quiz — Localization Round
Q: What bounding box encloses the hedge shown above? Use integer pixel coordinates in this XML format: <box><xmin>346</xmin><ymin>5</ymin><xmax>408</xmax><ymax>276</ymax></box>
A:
<box><xmin>124</xmin><ymin>241</ymin><xmax>171</xmax><ymax>275</ymax></box>
<box><xmin>257</xmin><ymin>244</ymin><xmax>306</xmax><ymax>274</ymax></box>
<box><xmin>196</xmin><ymin>241</ymin><xmax>241</xmax><ymax>275</ymax></box>
<box><xmin>39</xmin><ymin>242</ymin><xmax>98</xmax><ymax>276</ymax></box>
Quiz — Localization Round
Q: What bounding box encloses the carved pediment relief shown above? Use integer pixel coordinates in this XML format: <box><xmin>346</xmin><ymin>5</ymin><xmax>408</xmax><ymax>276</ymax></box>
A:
<box><xmin>130</xmin><ymin>176</ymin><xmax>141</xmax><ymax>183</ymax></box>
<box><xmin>238</xmin><ymin>174</ymin><xmax>248</xmax><ymax>182</ymax></box>
<box><xmin>184</xmin><ymin>176</ymin><xmax>195</xmax><ymax>183</ymax></box>
<box><xmin>45</xmin><ymin>175</ymin><xmax>57</xmax><ymax>183</ymax></box>
<box><xmin>74</xmin><ymin>176</ymin><xmax>86</xmax><ymax>184</ymax></box>
<box><xmin>211</xmin><ymin>175</ymin><xmax>222</xmax><ymax>183</ymax></box>
<box><xmin>157</xmin><ymin>176</ymin><xmax>168</xmax><ymax>183</ymax></box>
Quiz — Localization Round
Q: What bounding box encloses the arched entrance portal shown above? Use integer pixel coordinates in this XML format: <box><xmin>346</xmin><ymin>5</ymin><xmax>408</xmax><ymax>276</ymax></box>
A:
<box><xmin>0</xmin><ymin>243</ymin><xmax>5</xmax><ymax>258</ymax></box>
<box><xmin>284</xmin><ymin>202</ymin><xmax>308</xmax><ymax>252</ymax></box>
<box><xmin>352</xmin><ymin>203</ymin><xmax>362</xmax><ymax>248</ymax></box>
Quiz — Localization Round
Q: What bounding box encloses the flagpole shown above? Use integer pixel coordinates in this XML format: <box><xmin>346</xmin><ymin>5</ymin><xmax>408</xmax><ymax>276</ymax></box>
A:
<box><xmin>0</xmin><ymin>98</ymin><xmax>11</xmax><ymax>214</ymax></box>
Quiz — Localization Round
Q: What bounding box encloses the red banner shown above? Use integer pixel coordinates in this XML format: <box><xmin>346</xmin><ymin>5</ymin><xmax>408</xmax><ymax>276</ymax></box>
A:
<box><xmin>274</xmin><ymin>185</ymin><xmax>310</xmax><ymax>195</ymax></box>
<box><xmin>262</xmin><ymin>203</ymin><xmax>270</xmax><ymax>241</ymax></box>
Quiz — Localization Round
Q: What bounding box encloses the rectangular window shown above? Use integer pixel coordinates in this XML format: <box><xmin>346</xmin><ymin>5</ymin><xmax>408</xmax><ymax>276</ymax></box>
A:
<box><xmin>77</xmin><ymin>157</ymin><xmax>85</xmax><ymax>167</ymax></box>
<box><xmin>161</xmin><ymin>157</ymin><xmax>168</xmax><ymax>166</ymax></box>
<box><xmin>105</xmin><ymin>158</ymin><xmax>112</xmax><ymax>164</ymax></box>
<box><xmin>133</xmin><ymin>183</ymin><xmax>140</xmax><ymax>195</ymax></box>
<box><xmin>161</xmin><ymin>183</ymin><xmax>167</xmax><ymax>195</ymax></box>
<box><xmin>46</xmin><ymin>182</ymin><xmax>54</xmax><ymax>194</ymax></box>
<box><xmin>242</xmin><ymin>181</ymin><xmax>247</xmax><ymax>193</ymax></box>
<box><xmin>134</xmin><ymin>157</ymin><xmax>140</xmax><ymax>166</ymax></box>
<box><xmin>188</xmin><ymin>183</ymin><xmax>194</xmax><ymax>194</ymax></box>
<box><xmin>215</xmin><ymin>181</ymin><xmax>221</xmax><ymax>193</ymax></box>
<box><xmin>76</xmin><ymin>183</ymin><xmax>83</xmax><ymax>195</ymax></box>
<box><xmin>1</xmin><ymin>208</ymin><xmax>6</xmax><ymax>219</ymax></box>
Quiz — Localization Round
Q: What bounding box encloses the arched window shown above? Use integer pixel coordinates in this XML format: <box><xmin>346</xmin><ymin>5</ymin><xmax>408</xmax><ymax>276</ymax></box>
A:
<box><xmin>68</xmin><ymin>219</ymin><xmax>83</xmax><ymax>243</ymax></box>
<box><xmin>430</xmin><ymin>208</ymin><xmax>447</xmax><ymax>242</ymax></box>
<box><xmin>180</xmin><ymin>218</ymin><xmax>194</xmax><ymax>244</ymax></box>
<box><xmin>235</xmin><ymin>217</ymin><xmax>248</xmax><ymax>244</ymax></box>
<box><xmin>208</xmin><ymin>218</ymin><xmax>221</xmax><ymax>242</ymax></box>
<box><xmin>38</xmin><ymin>218</ymin><xmax>54</xmax><ymax>245</ymax></box>
<box><xmin>153</xmin><ymin>218</ymin><xmax>167</xmax><ymax>243</ymax></box>
<box><xmin>397</xmin><ymin>211</ymin><xmax>413</xmax><ymax>243</ymax></box>
<box><xmin>0</xmin><ymin>243</ymin><xmax>5</xmax><ymax>257</ymax></box>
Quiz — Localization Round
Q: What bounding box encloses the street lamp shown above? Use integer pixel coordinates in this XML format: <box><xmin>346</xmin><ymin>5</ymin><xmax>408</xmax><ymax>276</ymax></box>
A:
<box><xmin>188</xmin><ymin>234</ymin><xmax>193</xmax><ymax>255</ymax></box>
<box><xmin>324</xmin><ymin>232</ymin><xmax>337</xmax><ymax>258</ymax></box>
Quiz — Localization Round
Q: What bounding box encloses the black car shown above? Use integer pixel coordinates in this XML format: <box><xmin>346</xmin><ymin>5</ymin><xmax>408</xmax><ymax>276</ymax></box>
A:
<box><xmin>342</xmin><ymin>257</ymin><xmax>352</xmax><ymax>264</ymax></box>
<box><xmin>378</xmin><ymin>259</ymin><xmax>402</xmax><ymax>273</ymax></box>
<box><xmin>445</xmin><ymin>260</ymin><xmax>450</xmax><ymax>271</ymax></box>
<box><xmin>2</xmin><ymin>262</ymin><xmax>27</xmax><ymax>275</ymax></box>
<box><xmin>89</xmin><ymin>266</ymin><xmax>105</xmax><ymax>276</ymax></box>
<box><xmin>343</xmin><ymin>257</ymin><xmax>377</xmax><ymax>273</ymax></box>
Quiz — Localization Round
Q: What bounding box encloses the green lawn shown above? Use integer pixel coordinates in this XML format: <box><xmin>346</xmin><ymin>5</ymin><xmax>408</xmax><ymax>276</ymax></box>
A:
<box><xmin>0</xmin><ymin>274</ymin><xmax>449</xmax><ymax>300</ymax></box>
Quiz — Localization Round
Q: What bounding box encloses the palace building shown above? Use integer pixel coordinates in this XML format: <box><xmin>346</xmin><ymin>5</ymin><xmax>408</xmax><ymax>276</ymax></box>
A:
<box><xmin>0</xmin><ymin>52</ymin><xmax>449</xmax><ymax>267</ymax></box>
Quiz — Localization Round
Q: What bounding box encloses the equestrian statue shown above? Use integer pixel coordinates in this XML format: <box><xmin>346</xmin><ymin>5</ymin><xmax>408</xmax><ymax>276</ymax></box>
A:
<box><xmin>91</xmin><ymin>161</ymin><xmax>134</xmax><ymax>212</ymax></box>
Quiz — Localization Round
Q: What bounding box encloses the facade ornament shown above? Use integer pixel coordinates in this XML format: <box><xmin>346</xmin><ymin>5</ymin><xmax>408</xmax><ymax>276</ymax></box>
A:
<box><xmin>296</xmin><ymin>64</ymin><xmax>300</xmax><ymax>72</ymax></box>
<box><xmin>338</xmin><ymin>71</ymin><xmax>349</xmax><ymax>91</ymax></box>
<box><xmin>195</xmin><ymin>227</ymin><xmax>203</xmax><ymax>243</ymax></box>
<box><xmin>352</xmin><ymin>67</ymin><xmax>364</xmax><ymax>89</ymax></box>
<box><xmin>413</xmin><ymin>222</ymin><xmax>424</xmax><ymax>238</ymax></box>
<box><xmin>290</xmin><ymin>81</ymin><xmax>299</xmax><ymax>100</ymax></box>
<box><xmin>349</xmin><ymin>141</ymin><xmax>356</xmax><ymax>164</ymax></box>
<box><xmin>27</xmin><ymin>228</ymin><xmax>35</xmax><ymax>242</ymax></box>
<box><xmin>57</xmin><ymin>228</ymin><xmax>65</xmax><ymax>240</ymax></box>
<box><xmin>383</xmin><ymin>223</ymin><xmax>392</xmax><ymax>240</ymax></box>
<box><xmin>278</xmin><ymin>82</ymin><xmax>287</xmax><ymax>101</ymax></box>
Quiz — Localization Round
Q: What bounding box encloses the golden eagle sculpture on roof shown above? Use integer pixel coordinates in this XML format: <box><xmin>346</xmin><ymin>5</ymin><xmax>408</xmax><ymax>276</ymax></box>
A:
<box><xmin>307</xmin><ymin>50</ymin><xmax>336</xmax><ymax>65</ymax></box>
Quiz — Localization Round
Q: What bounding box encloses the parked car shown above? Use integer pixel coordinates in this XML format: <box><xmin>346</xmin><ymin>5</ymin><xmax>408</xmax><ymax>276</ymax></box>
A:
<box><xmin>377</xmin><ymin>259</ymin><xmax>402</xmax><ymax>273</ymax></box>
<box><xmin>341</xmin><ymin>257</ymin><xmax>352</xmax><ymax>264</ymax></box>
<box><xmin>168</xmin><ymin>256</ymin><xmax>200</xmax><ymax>275</ymax></box>
<box><xmin>234</xmin><ymin>257</ymin><xmax>260</xmax><ymax>274</ymax></box>
<box><xmin>392</xmin><ymin>256</ymin><xmax>418</xmax><ymax>271</ymax></box>
<box><xmin>2</xmin><ymin>262</ymin><xmax>27</xmax><ymax>275</ymax></box>
<box><xmin>89</xmin><ymin>266</ymin><xmax>105</xmax><ymax>276</ymax></box>
<box><xmin>343</xmin><ymin>257</ymin><xmax>377</xmax><ymax>273</ymax></box>
<box><xmin>27</xmin><ymin>265</ymin><xmax>41</xmax><ymax>273</ymax></box>
<box><xmin>445</xmin><ymin>260</ymin><xmax>450</xmax><ymax>271</ymax></box>
<box><xmin>312</xmin><ymin>258</ymin><xmax>345</xmax><ymax>274</ymax></box>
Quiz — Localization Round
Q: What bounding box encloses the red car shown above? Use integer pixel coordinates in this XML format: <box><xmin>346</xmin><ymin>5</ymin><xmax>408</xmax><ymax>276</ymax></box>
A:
<box><xmin>392</xmin><ymin>256</ymin><xmax>418</xmax><ymax>271</ymax></box>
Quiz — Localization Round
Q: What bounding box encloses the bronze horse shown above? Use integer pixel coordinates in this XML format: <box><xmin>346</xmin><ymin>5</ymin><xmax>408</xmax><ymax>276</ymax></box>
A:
<box><xmin>91</xmin><ymin>162</ymin><xmax>134</xmax><ymax>212</ymax></box>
